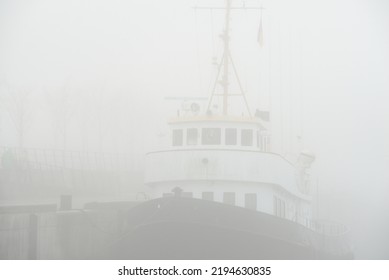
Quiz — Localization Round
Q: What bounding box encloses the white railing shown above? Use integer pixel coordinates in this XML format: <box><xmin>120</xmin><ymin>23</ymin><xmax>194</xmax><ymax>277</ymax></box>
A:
<box><xmin>310</xmin><ymin>219</ymin><xmax>350</xmax><ymax>236</ymax></box>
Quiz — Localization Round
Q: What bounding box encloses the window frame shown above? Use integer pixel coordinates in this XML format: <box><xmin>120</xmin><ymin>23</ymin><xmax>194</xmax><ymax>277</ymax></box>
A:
<box><xmin>186</xmin><ymin>128</ymin><xmax>198</xmax><ymax>145</ymax></box>
<box><xmin>225</xmin><ymin>128</ymin><xmax>238</xmax><ymax>145</ymax></box>
<box><xmin>172</xmin><ymin>129</ymin><xmax>183</xmax><ymax>146</ymax></box>
<box><xmin>201</xmin><ymin>127</ymin><xmax>222</xmax><ymax>145</ymax></box>
<box><xmin>241</xmin><ymin>129</ymin><xmax>253</xmax><ymax>146</ymax></box>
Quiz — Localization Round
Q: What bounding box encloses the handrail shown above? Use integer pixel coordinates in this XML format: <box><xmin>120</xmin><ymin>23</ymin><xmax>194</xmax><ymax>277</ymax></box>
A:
<box><xmin>310</xmin><ymin>219</ymin><xmax>350</xmax><ymax>237</ymax></box>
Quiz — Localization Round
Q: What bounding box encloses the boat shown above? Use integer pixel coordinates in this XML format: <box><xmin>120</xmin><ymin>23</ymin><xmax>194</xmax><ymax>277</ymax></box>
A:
<box><xmin>106</xmin><ymin>0</ymin><xmax>353</xmax><ymax>259</ymax></box>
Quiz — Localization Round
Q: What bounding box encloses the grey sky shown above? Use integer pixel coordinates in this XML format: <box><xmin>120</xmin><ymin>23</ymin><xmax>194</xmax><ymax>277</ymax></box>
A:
<box><xmin>0</xmin><ymin>0</ymin><xmax>388</xmax><ymax>258</ymax></box>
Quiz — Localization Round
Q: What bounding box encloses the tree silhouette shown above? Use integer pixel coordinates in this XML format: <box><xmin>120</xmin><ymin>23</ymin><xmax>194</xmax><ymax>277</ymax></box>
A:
<box><xmin>1</xmin><ymin>83</ymin><xmax>33</xmax><ymax>149</ymax></box>
<box><xmin>45</xmin><ymin>82</ymin><xmax>75</xmax><ymax>151</ymax></box>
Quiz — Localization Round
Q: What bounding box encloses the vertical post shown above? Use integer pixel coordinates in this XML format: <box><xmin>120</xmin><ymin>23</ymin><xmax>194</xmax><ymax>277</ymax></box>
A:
<box><xmin>117</xmin><ymin>209</ymin><xmax>125</xmax><ymax>236</ymax></box>
<box><xmin>28</xmin><ymin>214</ymin><xmax>38</xmax><ymax>260</ymax></box>
<box><xmin>222</xmin><ymin>0</ymin><xmax>231</xmax><ymax>115</ymax></box>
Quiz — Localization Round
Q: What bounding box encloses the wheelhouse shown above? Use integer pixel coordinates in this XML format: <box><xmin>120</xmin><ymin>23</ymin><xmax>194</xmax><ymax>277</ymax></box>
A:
<box><xmin>168</xmin><ymin>115</ymin><xmax>271</xmax><ymax>152</ymax></box>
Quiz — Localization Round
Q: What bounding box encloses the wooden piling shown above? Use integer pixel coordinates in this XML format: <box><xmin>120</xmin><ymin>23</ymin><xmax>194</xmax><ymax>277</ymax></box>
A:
<box><xmin>28</xmin><ymin>214</ymin><xmax>38</xmax><ymax>260</ymax></box>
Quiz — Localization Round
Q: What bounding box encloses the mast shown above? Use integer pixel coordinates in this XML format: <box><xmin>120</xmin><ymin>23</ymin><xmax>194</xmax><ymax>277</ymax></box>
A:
<box><xmin>202</xmin><ymin>0</ymin><xmax>259</xmax><ymax>117</ymax></box>
<box><xmin>222</xmin><ymin>0</ymin><xmax>231</xmax><ymax>115</ymax></box>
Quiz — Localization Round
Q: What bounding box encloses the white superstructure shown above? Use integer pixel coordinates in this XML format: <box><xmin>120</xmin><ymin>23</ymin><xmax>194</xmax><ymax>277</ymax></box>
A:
<box><xmin>144</xmin><ymin>0</ymin><xmax>316</xmax><ymax>229</ymax></box>
<box><xmin>145</xmin><ymin>114</ymin><xmax>315</xmax><ymax>228</ymax></box>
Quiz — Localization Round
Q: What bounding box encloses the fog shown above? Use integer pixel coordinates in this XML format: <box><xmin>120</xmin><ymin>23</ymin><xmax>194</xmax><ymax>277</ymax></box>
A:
<box><xmin>0</xmin><ymin>0</ymin><xmax>388</xmax><ymax>259</ymax></box>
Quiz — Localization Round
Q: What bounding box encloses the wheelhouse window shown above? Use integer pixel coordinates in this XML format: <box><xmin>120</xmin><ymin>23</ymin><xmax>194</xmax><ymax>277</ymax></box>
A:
<box><xmin>172</xmin><ymin>129</ymin><xmax>183</xmax><ymax>146</ymax></box>
<box><xmin>187</xmin><ymin>128</ymin><xmax>198</xmax><ymax>145</ymax></box>
<box><xmin>241</xmin><ymin>129</ymin><xmax>253</xmax><ymax>146</ymax></box>
<box><xmin>245</xmin><ymin>193</ymin><xmax>257</xmax><ymax>210</ymax></box>
<box><xmin>202</xmin><ymin>128</ymin><xmax>221</xmax><ymax>145</ymax></box>
<box><xmin>225</xmin><ymin>128</ymin><xmax>237</xmax><ymax>145</ymax></box>
<box><xmin>202</xmin><ymin>192</ymin><xmax>214</xmax><ymax>201</ymax></box>
<box><xmin>223</xmin><ymin>192</ymin><xmax>235</xmax><ymax>206</ymax></box>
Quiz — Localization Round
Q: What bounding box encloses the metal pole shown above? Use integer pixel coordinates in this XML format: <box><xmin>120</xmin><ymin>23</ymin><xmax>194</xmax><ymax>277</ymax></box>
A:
<box><xmin>28</xmin><ymin>214</ymin><xmax>38</xmax><ymax>260</ymax></box>
<box><xmin>222</xmin><ymin>0</ymin><xmax>231</xmax><ymax>115</ymax></box>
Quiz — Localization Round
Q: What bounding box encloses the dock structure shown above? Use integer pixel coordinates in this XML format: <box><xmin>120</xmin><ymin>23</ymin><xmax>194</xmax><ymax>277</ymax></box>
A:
<box><xmin>0</xmin><ymin>146</ymin><xmax>144</xmax><ymax>199</ymax></box>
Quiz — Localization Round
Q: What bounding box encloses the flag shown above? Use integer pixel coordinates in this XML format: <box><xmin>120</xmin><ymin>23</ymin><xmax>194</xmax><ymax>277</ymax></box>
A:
<box><xmin>255</xmin><ymin>109</ymin><xmax>270</xmax><ymax>121</ymax></box>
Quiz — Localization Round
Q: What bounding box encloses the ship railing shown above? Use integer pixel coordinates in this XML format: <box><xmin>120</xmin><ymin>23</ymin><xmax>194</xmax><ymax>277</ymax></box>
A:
<box><xmin>0</xmin><ymin>146</ymin><xmax>146</xmax><ymax>192</ymax></box>
<box><xmin>310</xmin><ymin>219</ymin><xmax>350</xmax><ymax>237</ymax></box>
<box><xmin>0</xmin><ymin>146</ymin><xmax>143</xmax><ymax>172</ymax></box>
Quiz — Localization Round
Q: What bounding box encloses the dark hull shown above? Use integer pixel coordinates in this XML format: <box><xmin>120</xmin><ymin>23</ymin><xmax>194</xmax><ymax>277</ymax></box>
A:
<box><xmin>105</xmin><ymin>197</ymin><xmax>353</xmax><ymax>259</ymax></box>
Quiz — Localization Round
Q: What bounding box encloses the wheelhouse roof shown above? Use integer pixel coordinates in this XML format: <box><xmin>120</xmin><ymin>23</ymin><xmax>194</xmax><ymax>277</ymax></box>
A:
<box><xmin>168</xmin><ymin>115</ymin><xmax>266</xmax><ymax>129</ymax></box>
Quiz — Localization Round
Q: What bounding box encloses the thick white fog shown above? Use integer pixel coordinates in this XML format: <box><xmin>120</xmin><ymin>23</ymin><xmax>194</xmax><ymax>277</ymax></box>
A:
<box><xmin>0</xmin><ymin>0</ymin><xmax>388</xmax><ymax>259</ymax></box>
